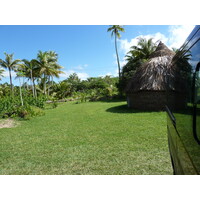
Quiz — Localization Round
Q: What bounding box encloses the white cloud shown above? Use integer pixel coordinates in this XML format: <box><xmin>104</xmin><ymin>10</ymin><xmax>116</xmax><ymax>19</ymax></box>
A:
<box><xmin>113</xmin><ymin>57</ymin><xmax>127</xmax><ymax>67</ymax></box>
<box><xmin>76</xmin><ymin>72</ymin><xmax>89</xmax><ymax>80</ymax></box>
<box><xmin>120</xmin><ymin>59</ymin><xmax>127</xmax><ymax>68</ymax></box>
<box><xmin>114</xmin><ymin>68</ymin><xmax>118</xmax><ymax>77</ymax></box>
<box><xmin>112</xmin><ymin>25</ymin><xmax>196</xmax><ymax>80</ymax></box>
<box><xmin>119</xmin><ymin>25</ymin><xmax>195</xmax><ymax>56</ymax></box>
<box><xmin>167</xmin><ymin>25</ymin><xmax>195</xmax><ymax>49</ymax></box>
<box><xmin>98</xmin><ymin>68</ymin><xmax>119</xmax><ymax>78</ymax></box>
<box><xmin>98</xmin><ymin>72</ymin><xmax>112</xmax><ymax>77</ymax></box>
<box><xmin>60</xmin><ymin>70</ymin><xmax>89</xmax><ymax>80</ymax></box>
<box><xmin>2</xmin><ymin>70</ymin><xmax>16</xmax><ymax>78</ymax></box>
<box><xmin>73</xmin><ymin>65</ymin><xmax>84</xmax><ymax>70</ymax></box>
<box><xmin>119</xmin><ymin>32</ymin><xmax>168</xmax><ymax>55</ymax></box>
<box><xmin>72</xmin><ymin>64</ymin><xmax>88</xmax><ymax>71</ymax></box>
<box><xmin>60</xmin><ymin>64</ymin><xmax>89</xmax><ymax>80</ymax></box>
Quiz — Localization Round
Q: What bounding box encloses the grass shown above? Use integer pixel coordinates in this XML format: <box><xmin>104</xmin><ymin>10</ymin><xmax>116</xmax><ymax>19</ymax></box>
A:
<box><xmin>0</xmin><ymin>101</ymin><xmax>173</xmax><ymax>175</ymax></box>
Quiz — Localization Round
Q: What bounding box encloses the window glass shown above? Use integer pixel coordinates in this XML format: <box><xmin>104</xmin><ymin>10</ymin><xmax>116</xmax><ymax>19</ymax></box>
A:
<box><xmin>171</xmin><ymin>38</ymin><xmax>200</xmax><ymax>173</ymax></box>
<box><xmin>195</xmin><ymin>63</ymin><xmax>200</xmax><ymax>143</ymax></box>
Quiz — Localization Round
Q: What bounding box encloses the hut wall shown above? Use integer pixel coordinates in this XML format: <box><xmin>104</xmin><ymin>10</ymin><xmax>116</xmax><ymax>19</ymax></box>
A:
<box><xmin>166</xmin><ymin>91</ymin><xmax>188</xmax><ymax>111</ymax></box>
<box><xmin>127</xmin><ymin>90</ymin><xmax>187</xmax><ymax>111</ymax></box>
<box><xmin>127</xmin><ymin>91</ymin><xmax>167</xmax><ymax>111</ymax></box>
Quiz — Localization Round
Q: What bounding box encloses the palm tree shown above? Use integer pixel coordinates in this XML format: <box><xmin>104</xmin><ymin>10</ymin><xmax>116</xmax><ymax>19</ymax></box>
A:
<box><xmin>107</xmin><ymin>25</ymin><xmax>125</xmax><ymax>79</ymax></box>
<box><xmin>0</xmin><ymin>53</ymin><xmax>21</xmax><ymax>94</ymax></box>
<box><xmin>172</xmin><ymin>47</ymin><xmax>178</xmax><ymax>53</ymax></box>
<box><xmin>32</xmin><ymin>51</ymin><xmax>51</xmax><ymax>95</ymax></box>
<box><xmin>18</xmin><ymin>59</ymin><xmax>39</xmax><ymax>97</ymax></box>
<box><xmin>123</xmin><ymin>37</ymin><xmax>157</xmax><ymax>76</ymax></box>
<box><xmin>32</xmin><ymin>50</ymin><xmax>64</xmax><ymax>96</ymax></box>
<box><xmin>0</xmin><ymin>67</ymin><xmax>5</xmax><ymax>81</ymax></box>
<box><xmin>44</xmin><ymin>51</ymin><xmax>64</xmax><ymax>91</ymax></box>
<box><xmin>121</xmin><ymin>37</ymin><xmax>157</xmax><ymax>92</ymax></box>
<box><xmin>128</xmin><ymin>37</ymin><xmax>157</xmax><ymax>62</ymax></box>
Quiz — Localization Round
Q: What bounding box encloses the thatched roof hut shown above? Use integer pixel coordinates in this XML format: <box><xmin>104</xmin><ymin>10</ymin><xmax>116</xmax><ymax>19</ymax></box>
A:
<box><xmin>126</xmin><ymin>42</ymin><xmax>176</xmax><ymax>110</ymax></box>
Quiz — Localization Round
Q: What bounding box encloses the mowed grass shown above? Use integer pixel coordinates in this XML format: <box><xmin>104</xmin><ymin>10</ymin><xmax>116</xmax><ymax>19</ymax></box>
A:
<box><xmin>0</xmin><ymin>101</ymin><xmax>173</xmax><ymax>175</ymax></box>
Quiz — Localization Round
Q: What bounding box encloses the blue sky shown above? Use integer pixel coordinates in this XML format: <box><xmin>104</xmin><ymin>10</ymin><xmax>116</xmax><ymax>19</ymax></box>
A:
<box><xmin>0</xmin><ymin>25</ymin><xmax>195</xmax><ymax>85</ymax></box>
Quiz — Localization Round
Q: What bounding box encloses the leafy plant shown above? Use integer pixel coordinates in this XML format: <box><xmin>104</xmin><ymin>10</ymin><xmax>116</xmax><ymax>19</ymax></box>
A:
<box><xmin>0</xmin><ymin>95</ymin><xmax>46</xmax><ymax>119</ymax></box>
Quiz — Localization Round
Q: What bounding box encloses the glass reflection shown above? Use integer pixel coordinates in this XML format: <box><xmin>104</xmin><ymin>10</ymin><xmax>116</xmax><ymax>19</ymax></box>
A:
<box><xmin>168</xmin><ymin>40</ymin><xmax>200</xmax><ymax>173</ymax></box>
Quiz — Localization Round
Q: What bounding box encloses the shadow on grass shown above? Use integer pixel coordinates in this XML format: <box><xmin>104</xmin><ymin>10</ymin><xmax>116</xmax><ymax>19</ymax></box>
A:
<box><xmin>106</xmin><ymin>104</ymin><xmax>162</xmax><ymax>114</ymax></box>
<box><xmin>99</xmin><ymin>98</ymin><xmax>126</xmax><ymax>103</ymax></box>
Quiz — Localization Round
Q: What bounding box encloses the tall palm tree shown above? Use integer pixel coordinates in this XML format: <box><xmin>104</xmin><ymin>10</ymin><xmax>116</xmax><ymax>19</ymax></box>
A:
<box><xmin>0</xmin><ymin>67</ymin><xmax>5</xmax><ymax>81</ymax></box>
<box><xmin>18</xmin><ymin>59</ymin><xmax>39</xmax><ymax>97</ymax></box>
<box><xmin>46</xmin><ymin>63</ymin><xmax>64</xmax><ymax>96</ymax></box>
<box><xmin>32</xmin><ymin>51</ymin><xmax>51</xmax><ymax>95</ymax></box>
<box><xmin>107</xmin><ymin>25</ymin><xmax>125</xmax><ymax>79</ymax></box>
<box><xmin>0</xmin><ymin>53</ymin><xmax>21</xmax><ymax>94</ymax></box>
<box><xmin>32</xmin><ymin>50</ymin><xmax>64</xmax><ymax>96</ymax></box>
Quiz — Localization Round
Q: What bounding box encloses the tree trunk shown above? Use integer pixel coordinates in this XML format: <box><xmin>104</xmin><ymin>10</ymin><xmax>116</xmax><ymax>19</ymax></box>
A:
<box><xmin>19</xmin><ymin>77</ymin><xmax>23</xmax><ymax>106</ymax></box>
<box><xmin>47</xmin><ymin>76</ymin><xmax>50</xmax><ymax>97</ymax></box>
<box><xmin>51</xmin><ymin>76</ymin><xmax>54</xmax><ymax>87</ymax></box>
<box><xmin>26</xmin><ymin>81</ymin><xmax>29</xmax><ymax>91</ymax></box>
<box><xmin>23</xmin><ymin>76</ymin><xmax>25</xmax><ymax>91</ymax></box>
<box><xmin>44</xmin><ymin>74</ymin><xmax>46</xmax><ymax>96</ymax></box>
<box><xmin>115</xmin><ymin>33</ymin><xmax>123</xmax><ymax>97</ymax></box>
<box><xmin>8</xmin><ymin>68</ymin><xmax>13</xmax><ymax>95</ymax></box>
<box><xmin>33</xmin><ymin>78</ymin><xmax>37</xmax><ymax>99</ymax></box>
<box><xmin>30</xmin><ymin>69</ymin><xmax>34</xmax><ymax>97</ymax></box>
<box><xmin>115</xmin><ymin>33</ymin><xmax>121</xmax><ymax>79</ymax></box>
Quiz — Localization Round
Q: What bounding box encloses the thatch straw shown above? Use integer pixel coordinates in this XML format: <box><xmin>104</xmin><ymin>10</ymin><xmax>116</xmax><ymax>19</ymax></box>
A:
<box><xmin>126</xmin><ymin>42</ymin><xmax>175</xmax><ymax>93</ymax></box>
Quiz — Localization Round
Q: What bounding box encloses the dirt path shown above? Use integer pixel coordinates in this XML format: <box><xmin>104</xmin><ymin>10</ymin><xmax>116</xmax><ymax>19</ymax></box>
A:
<box><xmin>0</xmin><ymin>119</ymin><xmax>18</xmax><ymax>129</ymax></box>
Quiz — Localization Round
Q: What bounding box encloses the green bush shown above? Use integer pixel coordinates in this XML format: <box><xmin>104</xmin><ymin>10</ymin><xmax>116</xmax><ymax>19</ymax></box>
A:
<box><xmin>51</xmin><ymin>101</ymin><xmax>58</xmax><ymax>109</ymax></box>
<box><xmin>23</xmin><ymin>95</ymin><xmax>47</xmax><ymax>109</ymax></box>
<box><xmin>28</xmin><ymin>106</ymin><xmax>45</xmax><ymax>118</ymax></box>
<box><xmin>0</xmin><ymin>96</ymin><xmax>46</xmax><ymax>119</ymax></box>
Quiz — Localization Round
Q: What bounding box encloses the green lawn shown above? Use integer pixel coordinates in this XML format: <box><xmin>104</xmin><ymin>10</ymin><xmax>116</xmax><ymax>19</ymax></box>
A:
<box><xmin>0</xmin><ymin>101</ymin><xmax>173</xmax><ymax>174</ymax></box>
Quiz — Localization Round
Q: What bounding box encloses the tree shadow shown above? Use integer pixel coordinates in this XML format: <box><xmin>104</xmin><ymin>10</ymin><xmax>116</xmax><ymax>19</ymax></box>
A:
<box><xmin>106</xmin><ymin>104</ymin><xmax>161</xmax><ymax>114</ymax></box>
<box><xmin>99</xmin><ymin>98</ymin><xmax>126</xmax><ymax>103</ymax></box>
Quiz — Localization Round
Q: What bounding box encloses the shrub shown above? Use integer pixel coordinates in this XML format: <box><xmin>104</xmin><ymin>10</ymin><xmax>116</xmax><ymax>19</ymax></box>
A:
<box><xmin>23</xmin><ymin>95</ymin><xmax>47</xmax><ymax>109</ymax></box>
<box><xmin>28</xmin><ymin>106</ymin><xmax>45</xmax><ymax>117</ymax></box>
<box><xmin>0</xmin><ymin>96</ymin><xmax>46</xmax><ymax>119</ymax></box>
<box><xmin>51</xmin><ymin>101</ymin><xmax>58</xmax><ymax>109</ymax></box>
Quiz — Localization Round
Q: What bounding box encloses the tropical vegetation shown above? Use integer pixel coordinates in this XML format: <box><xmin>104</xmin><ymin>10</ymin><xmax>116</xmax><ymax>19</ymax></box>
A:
<box><xmin>0</xmin><ymin>50</ymin><xmax>121</xmax><ymax>119</ymax></box>
<box><xmin>0</xmin><ymin>29</ymin><xmax>169</xmax><ymax>120</ymax></box>
<box><xmin>0</xmin><ymin>53</ymin><xmax>21</xmax><ymax>95</ymax></box>
<box><xmin>0</xmin><ymin>51</ymin><xmax>64</xmax><ymax>119</ymax></box>
<box><xmin>121</xmin><ymin>37</ymin><xmax>158</xmax><ymax>90</ymax></box>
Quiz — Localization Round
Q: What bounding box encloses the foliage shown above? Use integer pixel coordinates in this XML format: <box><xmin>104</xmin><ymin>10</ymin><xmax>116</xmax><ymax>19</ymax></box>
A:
<box><xmin>0</xmin><ymin>67</ymin><xmax>4</xmax><ymax>80</ymax></box>
<box><xmin>0</xmin><ymin>49</ymin><xmax>122</xmax><ymax>113</ymax></box>
<box><xmin>121</xmin><ymin>37</ymin><xmax>158</xmax><ymax>91</ymax></box>
<box><xmin>0</xmin><ymin>53</ymin><xmax>21</xmax><ymax>94</ymax></box>
<box><xmin>51</xmin><ymin>100</ymin><xmax>58</xmax><ymax>109</ymax></box>
<box><xmin>31</xmin><ymin>50</ymin><xmax>64</xmax><ymax>96</ymax></box>
<box><xmin>0</xmin><ymin>83</ymin><xmax>12</xmax><ymax>97</ymax></box>
<box><xmin>0</xmin><ymin>96</ymin><xmax>46</xmax><ymax>119</ymax></box>
<box><xmin>49</xmin><ymin>75</ymin><xmax>119</xmax><ymax>101</ymax></box>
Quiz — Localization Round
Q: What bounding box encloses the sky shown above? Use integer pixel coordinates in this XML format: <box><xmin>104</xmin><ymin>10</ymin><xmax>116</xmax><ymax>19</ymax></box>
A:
<box><xmin>0</xmin><ymin>25</ymin><xmax>195</xmax><ymax>85</ymax></box>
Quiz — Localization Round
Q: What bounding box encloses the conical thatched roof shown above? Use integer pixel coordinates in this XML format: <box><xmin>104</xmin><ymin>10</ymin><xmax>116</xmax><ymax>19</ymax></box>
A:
<box><xmin>126</xmin><ymin>42</ymin><xmax>175</xmax><ymax>93</ymax></box>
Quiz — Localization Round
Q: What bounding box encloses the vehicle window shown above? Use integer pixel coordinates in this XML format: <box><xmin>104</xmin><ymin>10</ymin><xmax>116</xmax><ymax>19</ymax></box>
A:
<box><xmin>171</xmin><ymin>39</ymin><xmax>200</xmax><ymax>173</ymax></box>
<box><xmin>195</xmin><ymin>62</ymin><xmax>200</xmax><ymax>143</ymax></box>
